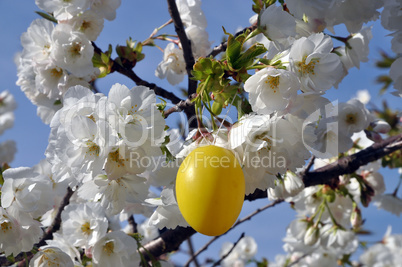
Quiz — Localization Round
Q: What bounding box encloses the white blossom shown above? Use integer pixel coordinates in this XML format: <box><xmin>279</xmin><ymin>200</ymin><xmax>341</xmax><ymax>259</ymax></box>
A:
<box><xmin>337</xmin><ymin>99</ymin><xmax>372</xmax><ymax>135</ymax></box>
<box><xmin>106</xmin><ymin>83</ymin><xmax>165</xmax><ymax>154</ymax></box>
<box><xmin>381</xmin><ymin>0</ymin><xmax>402</xmax><ymax>32</ymax></box>
<box><xmin>61</xmin><ymin>203</ymin><xmax>108</xmax><ymax>248</ymax></box>
<box><xmin>220</xmin><ymin>236</ymin><xmax>258</xmax><ymax>267</ymax></box>
<box><xmin>92</xmin><ymin>231</ymin><xmax>140</xmax><ymax>267</ymax></box>
<box><xmin>156</xmin><ymin>43</ymin><xmax>186</xmax><ymax>85</ymax></box>
<box><xmin>78</xmin><ymin>173</ymin><xmax>150</xmax><ymax>216</ymax></box>
<box><xmin>319</xmin><ymin>225</ymin><xmax>358</xmax><ymax>255</ymax></box>
<box><xmin>339</xmin><ymin>26</ymin><xmax>373</xmax><ymax>70</ymax></box>
<box><xmin>65</xmin><ymin>10</ymin><xmax>104</xmax><ymax>41</ymax></box>
<box><xmin>0</xmin><ymin>112</ymin><xmax>14</xmax><ymax>135</ymax></box>
<box><xmin>147</xmin><ymin>185</ymin><xmax>189</xmax><ymax>229</ymax></box>
<box><xmin>20</xmin><ymin>19</ymin><xmax>54</xmax><ymax>64</ymax></box>
<box><xmin>360</xmin><ymin>227</ymin><xmax>402</xmax><ymax>266</ymax></box>
<box><xmin>289</xmin><ymin>33</ymin><xmax>343</xmax><ymax>92</ymax></box>
<box><xmin>302</xmin><ymin>102</ymin><xmax>354</xmax><ymax>158</ymax></box>
<box><xmin>373</xmin><ymin>194</ymin><xmax>402</xmax><ymax>216</ymax></box>
<box><xmin>259</xmin><ymin>5</ymin><xmax>297</xmax><ymax>49</ymax></box>
<box><xmin>51</xmin><ymin>23</ymin><xmax>98</xmax><ymax>79</ymax></box>
<box><xmin>0</xmin><ymin>90</ymin><xmax>17</xmax><ymax>115</ymax></box>
<box><xmin>230</xmin><ymin>114</ymin><xmax>309</xmax><ymax>194</ymax></box>
<box><xmin>43</xmin><ymin>233</ymin><xmax>81</xmax><ymax>263</ymax></box>
<box><xmin>244</xmin><ymin>67</ymin><xmax>300</xmax><ymax>115</ymax></box>
<box><xmin>185</xmin><ymin>25</ymin><xmax>212</xmax><ymax>58</ymax></box>
<box><xmin>176</xmin><ymin>0</ymin><xmax>207</xmax><ymax>28</ymax></box>
<box><xmin>1</xmin><ymin>167</ymin><xmax>55</xmax><ymax>219</ymax></box>
<box><xmin>90</xmin><ymin>0</ymin><xmax>122</xmax><ymax>21</ymax></box>
<box><xmin>0</xmin><ymin>207</ymin><xmax>42</xmax><ymax>256</ymax></box>
<box><xmin>389</xmin><ymin>57</ymin><xmax>402</xmax><ymax>95</ymax></box>
<box><xmin>326</xmin><ymin>0</ymin><xmax>383</xmax><ymax>34</ymax></box>
<box><xmin>36</xmin><ymin>0</ymin><xmax>91</xmax><ymax>21</ymax></box>
<box><xmin>29</xmin><ymin>247</ymin><xmax>74</xmax><ymax>267</ymax></box>
<box><xmin>0</xmin><ymin>140</ymin><xmax>16</xmax><ymax>164</ymax></box>
<box><xmin>355</xmin><ymin>89</ymin><xmax>371</xmax><ymax>105</ymax></box>
<box><xmin>137</xmin><ymin>219</ymin><xmax>159</xmax><ymax>244</ymax></box>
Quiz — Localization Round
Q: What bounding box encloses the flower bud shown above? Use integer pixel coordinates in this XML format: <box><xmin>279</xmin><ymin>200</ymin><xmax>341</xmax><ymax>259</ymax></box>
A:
<box><xmin>304</xmin><ymin>225</ymin><xmax>320</xmax><ymax>246</ymax></box>
<box><xmin>372</xmin><ymin>120</ymin><xmax>391</xmax><ymax>134</ymax></box>
<box><xmin>350</xmin><ymin>204</ymin><xmax>363</xmax><ymax>230</ymax></box>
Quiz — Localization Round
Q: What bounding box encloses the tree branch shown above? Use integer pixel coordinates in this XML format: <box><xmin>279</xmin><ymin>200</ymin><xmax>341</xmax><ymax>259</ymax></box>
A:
<box><xmin>301</xmin><ymin>133</ymin><xmax>402</xmax><ymax>187</ymax></box>
<box><xmin>166</xmin><ymin>0</ymin><xmax>198</xmax><ymax>130</ymax></box>
<box><xmin>140</xmin><ymin>226</ymin><xmax>197</xmax><ymax>261</ymax></box>
<box><xmin>166</xmin><ymin>0</ymin><xmax>197</xmax><ymax>96</ymax></box>
<box><xmin>92</xmin><ymin>42</ymin><xmax>184</xmax><ymax>105</ymax></box>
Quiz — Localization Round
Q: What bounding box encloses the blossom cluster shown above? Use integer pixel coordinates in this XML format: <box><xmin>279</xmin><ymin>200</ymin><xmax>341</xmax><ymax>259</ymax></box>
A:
<box><xmin>15</xmin><ymin>0</ymin><xmax>121</xmax><ymax>124</ymax></box>
<box><xmin>1</xmin><ymin>0</ymin><xmax>401</xmax><ymax>266</ymax></box>
<box><xmin>381</xmin><ymin>0</ymin><xmax>402</xmax><ymax>96</ymax></box>
<box><xmin>0</xmin><ymin>91</ymin><xmax>17</xmax><ymax>164</ymax></box>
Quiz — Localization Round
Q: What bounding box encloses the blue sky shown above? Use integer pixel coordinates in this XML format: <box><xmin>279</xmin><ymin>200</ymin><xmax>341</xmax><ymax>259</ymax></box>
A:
<box><xmin>0</xmin><ymin>1</ymin><xmax>400</xmax><ymax>265</ymax></box>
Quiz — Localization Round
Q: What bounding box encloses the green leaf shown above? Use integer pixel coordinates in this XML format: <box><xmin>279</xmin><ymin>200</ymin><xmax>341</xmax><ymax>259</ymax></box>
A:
<box><xmin>35</xmin><ymin>11</ymin><xmax>57</xmax><ymax>23</ymax></box>
<box><xmin>225</xmin><ymin>30</ymin><xmax>243</xmax><ymax>69</ymax></box>
<box><xmin>233</xmin><ymin>43</ymin><xmax>267</xmax><ymax>69</ymax></box>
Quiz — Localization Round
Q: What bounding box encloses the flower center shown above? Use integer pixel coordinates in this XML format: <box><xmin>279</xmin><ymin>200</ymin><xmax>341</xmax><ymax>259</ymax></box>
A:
<box><xmin>80</xmin><ymin>221</ymin><xmax>92</xmax><ymax>235</ymax></box>
<box><xmin>108</xmin><ymin>149</ymin><xmax>127</xmax><ymax>168</ymax></box>
<box><xmin>50</xmin><ymin>68</ymin><xmax>63</xmax><ymax>78</ymax></box>
<box><xmin>103</xmin><ymin>241</ymin><xmax>115</xmax><ymax>256</ymax></box>
<box><xmin>297</xmin><ymin>56</ymin><xmax>320</xmax><ymax>75</ymax></box>
<box><xmin>69</xmin><ymin>42</ymin><xmax>82</xmax><ymax>58</ymax></box>
<box><xmin>86</xmin><ymin>141</ymin><xmax>100</xmax><ymax>157</ymax></box>
<box><xmin>345</xmin><ymin>113</ymin><xmax>357</xmax><ymax>124</ymax></box>
<box><xmin>80</xmin><ymin>21</ymin><xmax>91</xmax><ymax>31</ymax></box>
<box><xmin>265</xmin><ymin>76</ymin><xmax>280</xmax><ymax>93</ymax></box>
<box><xmin>1</xmin><ymin>221</ymin><xmax>12</xmax><ymax>233</ymax></box>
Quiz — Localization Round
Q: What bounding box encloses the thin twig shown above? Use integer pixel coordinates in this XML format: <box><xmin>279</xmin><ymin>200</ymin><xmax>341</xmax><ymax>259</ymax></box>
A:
<box><xmin>163</xmin><ymin>93</ymin><xmax>196</xmax><ymax>118</ymax></box>
<box><xmin>184</xmin><ymin>200</ymin><xmax>284</xmax><ymax>267</ymax></box>
<box><xmin>128</xmin><ymin>215</ymin><xmax>138</xmax><ymax>233</ymax></box>
<box><xmin>302</xmin><ymin>155</ymin><xmax>316</xmax><ymax>175</ymax></box>
<box><xmin>212</xmin><ymin>233</ymin><xmax>245</xmax><ymax>267</ymax></box>
<box><xmin>187</xmin><ymin>237</ymin><xmax>200</xmax><ymax>267</ymax></box>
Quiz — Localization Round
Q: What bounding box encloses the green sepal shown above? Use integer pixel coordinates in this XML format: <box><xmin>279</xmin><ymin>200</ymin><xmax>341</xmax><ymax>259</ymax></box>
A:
<box><xmin>35</xmin><ymin>11</ymin><xmax>57</xmax><ymax>23</ymax></box>
<box><xmin>160</xmin><ymin>135</ymin><xmax>176</xmax><ymax>162</ymax></box>
<box><xmin>211</xmin><ymin>101</ymin><xmax>223</xmax><ymax>116</ymax></box>
<box><xmin>115</xmin><ymin>38</ymin><xmax>145</xmax><ymax>69</ymax></box>
<box><xmin>92</xmin><ymin>44</ymin><xmax>114</xmax><ymax>78</ymax></box>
